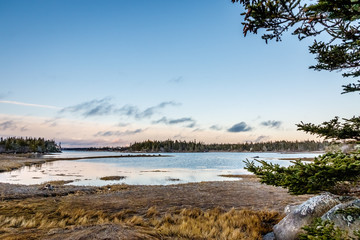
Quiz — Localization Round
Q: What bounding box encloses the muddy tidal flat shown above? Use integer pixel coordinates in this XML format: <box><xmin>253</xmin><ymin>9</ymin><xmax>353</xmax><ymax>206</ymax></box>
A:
<box><xmin>0</xmin><ymin>153</ymin><xmax>315</xmax><ymax>239</ymax></box>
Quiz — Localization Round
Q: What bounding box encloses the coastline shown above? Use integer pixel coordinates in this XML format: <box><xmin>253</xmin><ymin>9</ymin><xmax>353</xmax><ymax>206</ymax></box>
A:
<box><xmin>0</xmin><ymin>153</ymin><xmax>169</xmax><ymax>173</ymax></box>
<box><xmin>0</xmin><ymin>152</ymin><xmax>316</xmax><ymax>239</ymax></box>
<box><xmin>0</xmin><ymin>151</ymin><xmax>321</xmax><ymax>174</ymax></box>
<box><xmin>0</xmin><ymin>178</ymin><xmax>313</xmax><ymax>239</ymax></box>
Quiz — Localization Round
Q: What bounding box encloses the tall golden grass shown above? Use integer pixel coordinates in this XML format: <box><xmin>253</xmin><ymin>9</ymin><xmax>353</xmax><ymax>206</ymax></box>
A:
<box><xmin>0</xmin><ymin>199</ymin><xmax>282</xmax><ymax>240</ymax></box>
<box><xmin>150</xmin><ymin>207</ymin><xmax>281</xmax><ymax>239</ymax></box>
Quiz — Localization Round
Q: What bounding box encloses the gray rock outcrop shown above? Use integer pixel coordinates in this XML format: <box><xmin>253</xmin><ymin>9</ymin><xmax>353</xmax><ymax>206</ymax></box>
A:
<box><xmin>321</xmin><ymin>199</ymin><xmax>360</xmax><ymax>239</ymax></box>
<box><xmin>262</xmin><ymin>232</ymin><xmax>275</xmax><ymax>240</ymax></box>
<box><xmin>273</xmin><ymin>193</ymin><xmax>340</xmax><ymax>240</ymax></box>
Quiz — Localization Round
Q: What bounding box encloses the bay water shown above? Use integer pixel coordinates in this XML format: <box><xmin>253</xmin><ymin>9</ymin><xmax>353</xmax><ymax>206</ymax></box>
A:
<box><xmin>0</xmin><ymin>151</ymin><xmax>321</xmax><ymax>186</ymax></box>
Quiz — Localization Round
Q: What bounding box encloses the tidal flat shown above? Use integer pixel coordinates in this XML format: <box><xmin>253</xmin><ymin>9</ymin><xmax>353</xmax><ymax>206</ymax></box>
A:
<box><xmin>0</xmin><ymin>153</ymin><xmax>316</xmax><ymax>239</ymax></box>
<box><xmin>0</xmin><ymin>151</ymin><xmax>321</xmax><ymax>186</ymax></box>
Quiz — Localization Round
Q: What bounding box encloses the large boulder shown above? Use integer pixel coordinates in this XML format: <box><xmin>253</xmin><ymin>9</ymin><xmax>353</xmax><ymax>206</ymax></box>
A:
<box><xmin>273</xmin><ymin>193</ymin><xmax>340</xmax><ymax>240</ymax></box>
<box><xmin>321</xmin><ymin>199</ymin><xmax>360</xmax><ymax>239</ymax></box>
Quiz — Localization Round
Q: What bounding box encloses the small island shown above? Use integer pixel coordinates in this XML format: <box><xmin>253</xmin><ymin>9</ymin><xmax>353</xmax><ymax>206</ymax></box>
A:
<box><xmin>0</xmin><ymin>137</ymin><xmax>61</xmax><ymax>154</ymax></box>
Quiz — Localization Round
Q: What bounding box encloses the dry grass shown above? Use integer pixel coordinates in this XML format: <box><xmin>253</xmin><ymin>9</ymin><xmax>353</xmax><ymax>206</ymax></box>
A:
<box><xmin>43</xmin><ymin>180</ymin><xmax>74</xmax><ymax>186</ymax></box>
<box><xmin>0</xmin><ymin>198</ymin><xmax>282</xmax><ymax>240</ymax></box>
<box><xmin>0</xmin><ymin>157</ymin><xmax>46</xmax><ymax>172</ymax></box>
<box><xmin>100</xmin><ymin>176</ymin><xmax>126</xmax><ymax>181</ymax></box>
<box><xmin>151</xmin><ymin>207</ymin><xmax>281</xmax><ymax>240</ymax></box>
<box><xmin>96</xmin><ymin>184</ymin><xmax>130</xmax><ymax>193</ymax></box>
<box><xmin>0</xmin><ymin>195</ymin><xmax>281</xmax><ymax>239</ymax></box>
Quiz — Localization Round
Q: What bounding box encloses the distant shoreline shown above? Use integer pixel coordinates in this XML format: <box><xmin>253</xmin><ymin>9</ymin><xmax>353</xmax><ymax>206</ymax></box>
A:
<box><xmin>61</xmin><ymin>148</ymin><xmax>325</xmax><ymax>154</ymax></box>
<box><xmin>0</xmin><ymin>153</ymin><xmax>169</xmax><ymax>173</ymax></box>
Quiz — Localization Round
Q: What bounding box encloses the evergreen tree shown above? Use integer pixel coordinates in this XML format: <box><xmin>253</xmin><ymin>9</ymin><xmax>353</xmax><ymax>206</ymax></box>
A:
<box><xmin>232</xmin><ymin>0</ymin><xmax>360</xmax><ymax>195</ymax></box>
<box><xmin>0</xmin><ymin>137</ymin><xmax>61</xmax><ymax>153</ymax></box>
<box><xmin>232</xmin><ymin>0</ymin><xmax>360</xmax><ymax>93</ymax></box>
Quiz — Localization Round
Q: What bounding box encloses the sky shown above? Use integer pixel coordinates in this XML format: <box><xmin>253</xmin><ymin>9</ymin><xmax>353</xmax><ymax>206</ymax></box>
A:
<box><xmin>0</xmin><ymin>0</ymin><xmax>358</xmax><ymax>147</ymax></box>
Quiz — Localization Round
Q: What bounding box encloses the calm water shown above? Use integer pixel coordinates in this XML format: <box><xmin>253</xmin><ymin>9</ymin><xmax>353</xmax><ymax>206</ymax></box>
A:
<box><xmin>0</xmin><ymin>151</ymin><xmax>321</xmax><ymax>186</ymax></box>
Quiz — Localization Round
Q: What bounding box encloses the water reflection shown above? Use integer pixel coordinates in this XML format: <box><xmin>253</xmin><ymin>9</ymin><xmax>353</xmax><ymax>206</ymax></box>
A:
<box><xmin>0</xmin><ymin>151</ymin><xmax>321</xmax><ymax>186</ymax></box>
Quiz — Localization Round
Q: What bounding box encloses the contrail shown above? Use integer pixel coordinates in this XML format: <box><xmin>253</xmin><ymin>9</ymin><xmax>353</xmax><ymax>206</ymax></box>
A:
<box><xmin>0</xmin><ymin>100</ymin><xmax>61</xmax><ymax>109</ymax></box>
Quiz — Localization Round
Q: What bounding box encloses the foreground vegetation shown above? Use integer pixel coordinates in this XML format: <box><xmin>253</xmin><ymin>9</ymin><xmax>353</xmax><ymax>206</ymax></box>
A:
<box><xmin>245</xmin><ymin>151</ymin><xmax>360</xmax><ymax>195</ymax></box>
<box><xmin>0</xmin><ymin>198</ymin><xmax>281</xmax><ymax>240</ymax></box>
<box><xmin>0</xmin><ymin>137</ymin><xmax>61</xmax><ymax>154</ymax></box>
<box><xmin>299</xmin><ymin>218</ymin><xmax>360</xmax><ymax>240</ymax></box>
<box><xmin>232</xmin><ymin>0</ymin><xmax>360</xmax><ymax>237</ymax></box>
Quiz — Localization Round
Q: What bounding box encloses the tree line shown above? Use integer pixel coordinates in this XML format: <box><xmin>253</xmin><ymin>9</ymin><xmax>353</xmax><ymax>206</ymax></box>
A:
<box><xmin>127</xmin><ymin>140</ymin><xmax>328</xmax><ymax>152</ymax></box>
<box><xmin>0</xmin><ymin>137</ymin><xmax>61</xmax><ymax>154</ymax></box>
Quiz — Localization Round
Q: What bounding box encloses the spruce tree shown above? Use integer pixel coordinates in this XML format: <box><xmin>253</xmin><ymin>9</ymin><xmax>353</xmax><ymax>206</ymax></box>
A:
<box><xmin>231</xmin><ymin>0</ymin><xmax>360</xmax><ymax>195</ymax></box>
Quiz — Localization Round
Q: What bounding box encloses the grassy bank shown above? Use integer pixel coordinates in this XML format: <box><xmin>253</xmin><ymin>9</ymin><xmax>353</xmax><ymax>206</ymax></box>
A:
<box><xmin>0</xmin><ymin>154</ymin><xmax>315</xmax><ymax>239</ymax></box>
<box><xmin>0</xmin><ymin>178</ymin><xmax>314</xmax><ymax>239</ymax></box>
<box><xmin>0</xmin><ymin>196</ymin><xmax>282</xmax><ymax>240</ymax></box>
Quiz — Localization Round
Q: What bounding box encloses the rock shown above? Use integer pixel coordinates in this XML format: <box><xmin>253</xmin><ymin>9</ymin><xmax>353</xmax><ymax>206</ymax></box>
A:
<box><xmin>284</xmin><ymin>204</ymin><xmax>298</xmax><ymax>214</ymax></box>
<box><xmin>273</xmin><ymin>193</ymin><xmax>340</xmax><ymax>240</ymax></box>
<box><xmin>43</xmin><ymin>184</ymin><xmax>54</xmax><ymax>191</ymax></box>
<box><xmin>321</xmin><ymin>199</ymin><xmax>360</xmax><ymax>238</ymax></box>
<box><xmin>262</xmin><ymin>232</ymin><xmax>275</xmax><ymax>240</ymax></box>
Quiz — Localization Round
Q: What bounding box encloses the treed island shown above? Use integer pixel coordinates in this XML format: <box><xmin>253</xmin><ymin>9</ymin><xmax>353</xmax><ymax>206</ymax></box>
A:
<box><xmin>67</xmin><ymin>139</ymin><xmax>328</xmax><ymax>153</ymax></box>
<box><xmin>0</xmin><ymin>137</ymin><xmax>61</xmax><ymax>154</ymax></box>
<box><xmin>0</xmin><ymin>136</ymin><xmax>327</xmax><ymax>154</ymax></box>
<box><xmin>128</xmin><ymin>139</ymin><xmax>327</xmax><ymax>152</ymax></box>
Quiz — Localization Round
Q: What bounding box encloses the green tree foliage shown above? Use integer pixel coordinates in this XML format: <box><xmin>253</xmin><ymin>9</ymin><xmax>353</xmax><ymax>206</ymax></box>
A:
<box><xmin>298</xmin><ymin>218</ymin><xmax>351</xmax><ymax>240</ymax></box>
<box><xmin>297</xmin><ymin>116</ymin><xmax>360</xmax><ymax>141</ymax></box>
<box><xmin>128</xmin><ymin>139</ymin><xmax>327</xmax><ymax>153</ymax></box>
<box><xmin>232</xmin><ymin>0</ymin><xmax>360</xmax><ymax>93</ymax></box>
<box><xmin>245</xmin><ymin>151</ymin><xmax>360</xmax><ymax>195</ymax></box>
<box><xmin>0</xmin><ymin>137</ymin><xmax>61</xmax><ymax>154</ymax></box>
<box><xmin>233</xmin><ymin>0</ymin><xmax>360</xmax><ymax>196</ymax></box>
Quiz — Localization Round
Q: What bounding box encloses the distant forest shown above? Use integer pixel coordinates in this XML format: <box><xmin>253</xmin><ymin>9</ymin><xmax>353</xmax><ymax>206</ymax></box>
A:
<box><xmin>0</xmin><ymin>137</ymin><xmax>61</xmax><ymax>154</ymax></box>
<box><xmin>66</xmin><ymin>140</ymin><xmax>329</xmax><ymax>153</ymax></box>
<box><xmin>128</xmin><ymin>140</ymin><xmax>328</xmax><ymax>152</ymax></box>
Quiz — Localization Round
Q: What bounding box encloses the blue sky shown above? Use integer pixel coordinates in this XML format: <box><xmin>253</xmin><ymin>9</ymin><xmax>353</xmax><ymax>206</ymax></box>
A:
<box><xmin>0</xmin><ymin>0</ymin><xmax>358</xmax><ymax>147</ymax></box>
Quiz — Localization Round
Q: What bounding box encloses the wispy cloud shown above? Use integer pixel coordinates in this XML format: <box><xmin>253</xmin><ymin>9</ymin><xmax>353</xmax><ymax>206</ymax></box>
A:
<box><xmin>116</xmin><ymin>122</ymin><xmax>130</xmax><ymax>127</ymax></box>
<box><xmin>118</xmin><ymin>101</ymin><xmax>180</xmax><ymax>119</ymax></box>
<box><xmin>0</xmin><ymin>100</ymin><xmax>60</xmax><ymax>109</ymax></box>
<box><xmin>60</xmin><ymin>98</ymin><xmax>114</xmax><ymax>117</ymax></box>
<box><xmin>255</xmin><ymin>135</ymin><xmax>269</xmax><ymax>142</ymax></box>
<box><xmin>61</xmin><ymin>98</ymin><xmax>180</xmax><ymax>119</ymax></box>
<box><xmin>20</xmin><ymin>126</ymin><xmax>29</xmax><ymax>132</ymax></box>
<box><xmin>261</xmin><ymin>120</ymin><xmax>282</xmax><ymax>129</ymax></box>
<box><xmin>43</xmin><ymin>117</ymin><xmax>61</xmax><ymax>127</ymax></box>
<box><xmin>169</xmin><ymin>76</ymin><xmax>183</xmax><ymax>83</ymax></box>
<box><xmin>210</xmin><ymin>125</ymin><xmax>223</xmax><ymax>131</ymax></box>
<box><xmin>192</xmin><ymin>128</ymin><xmax>204</xmax><ymax>132</ymax></box>
<box><xmin>173</xmin><ymin>134</ymin><xmax>187</xmax><ymax>140</ymax></box>
<box><xmin>0</xmin><ymin>120</ymin><xmax>17</xmax><ymax>131</ymax></box>
<box><xmin>94</xmin><ymin>129</ymin><xmax>144</xmax><ymax>137</ymax></box>
<box><xmin>0</xmin><ymin>91</ymin><xmax>12</xmax><ymax>99</ymax></box>
<box><xmin>227</xmin><ymin>122</ymin><xmax>253</xmax><ymax>133</ymax></box>
<box><xmin>60</xmin><ymin>138</ymin><xmax>128</xmax><ymax>147</ymax></box>
<box><xmin>153</xmin><ymin>117</ymin><xmax>196</xmax><ymax>128</ymax></box>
